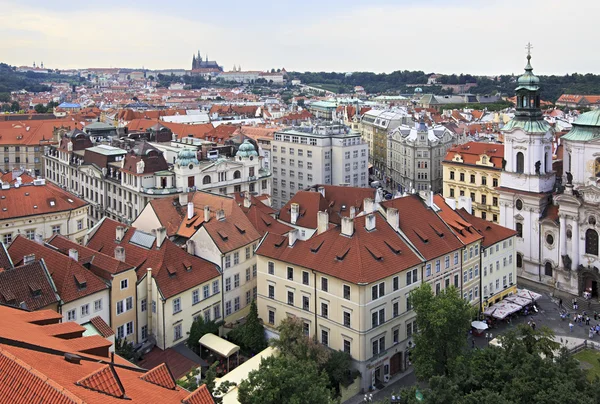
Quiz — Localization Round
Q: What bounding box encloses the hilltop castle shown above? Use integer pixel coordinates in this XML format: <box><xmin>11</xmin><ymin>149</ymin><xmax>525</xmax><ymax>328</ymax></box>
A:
<box><xmin>191</xmin><ymin>50</ymin><xmax>222</xmax><ymax>71</ymax></box>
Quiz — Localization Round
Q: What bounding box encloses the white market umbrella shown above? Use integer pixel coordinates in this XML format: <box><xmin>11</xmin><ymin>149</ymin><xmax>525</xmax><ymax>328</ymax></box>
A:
<box><xmin>471</xmin><ymin>321</ymin><xmax>489</xmax><ymax>330</ymax></box>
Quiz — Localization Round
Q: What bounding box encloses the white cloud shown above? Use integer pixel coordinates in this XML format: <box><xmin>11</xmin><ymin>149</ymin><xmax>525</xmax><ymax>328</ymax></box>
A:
<box><xmin>0</xmin><ymin>0</ymin><xmax>598</xmax><ymax>74</ymax></box>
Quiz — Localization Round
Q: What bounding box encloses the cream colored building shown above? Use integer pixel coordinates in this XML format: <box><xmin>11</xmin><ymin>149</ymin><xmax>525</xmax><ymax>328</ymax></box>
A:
<box><xmin>0</xmin><ymin>176</ymin><xmax>88</xmax><ymax>245</ymax></box>
<box><xmin>442</xmin><ymin>142</ymin><xmax>504</xmax><ymax>223</ymax></box>
<box><xmin>257</xmin><ymin>212</ymin><xmax>424</xmax><ymax>391</ymax></box>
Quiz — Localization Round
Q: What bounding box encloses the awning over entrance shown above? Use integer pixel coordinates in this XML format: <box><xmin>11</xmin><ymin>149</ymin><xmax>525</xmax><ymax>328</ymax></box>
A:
<box><xmin>199</xmin><ymin>333</ymin><xmax>240</xmax><ymax>358</ymax></box>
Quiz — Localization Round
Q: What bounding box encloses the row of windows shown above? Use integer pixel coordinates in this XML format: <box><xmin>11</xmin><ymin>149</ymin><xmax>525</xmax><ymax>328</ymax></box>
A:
<box><xmin>3</xmin><ymin>224</ymin><xmax>65</xmax><ymax>245</ymax></box>
<box><xmin>449</xmin><ymin>171</ymin><xmax>499</xmax><ymax>187</ymax></box>
<box><xmin>225</xmin><ymin>265</ymin><xmax>257</xmax><ymax>292</ymax></box>
<box><xmin>224</xmin><ymin>245</ymin><xmax>257</xmax><ymax>268</ymax></box>
<box><xmin>225</xmin><ymin>287</ymin><xmax>257</xmax><ymax>316</ymax></box>
<box><xmin>66</xmin><ymin>299</ymin><xmax>103</xmax><ymax>321</ymax></box>
<box><xmin>173</xmin><ymin>279</ymin><xmax>221</xmax><ymax>314</ymax></box>
<box><xmin>483</xmin><ymin>273</ymin><xmax>514</xmax><ymax>298</ymax></box>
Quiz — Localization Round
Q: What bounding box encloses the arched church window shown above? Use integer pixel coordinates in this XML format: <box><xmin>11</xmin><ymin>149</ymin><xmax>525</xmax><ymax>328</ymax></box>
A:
<box><xmin>516</xmin><ymin>152</ymin><xmax>524</xmax><ymax>174</ymax></box>
<box><xmin>585</xmin><ymin>229</ymin><xmax>599</xmax><ymax>256</ymax></box>
<box><xmin>516</xmin><ymin>253</ymin><xmax>523</xmax><ymax>268</ymax></box>
<box><xmin>233</xmin><ymin>170</ymin><xmax>241</xmax><ymax>179</ymax></box>
<box><xmin>516</xmin><ymin>222</ymin><xmax>523</xmax><ymax>238</ymax></box>
<box><xmin>523</xmin><ymin>97</ymin><xmax>528</xmax><ymax>107</ymax></box>
<box><xmin>544</xmin><ymin>262</ymin><xmax>553</xmax><ymax>277</ymax></box>
<box><xmin>202</xmin><ymin>175</ymin><xmax>211</xmax><ymax>185</ymax></box>
<box><xmin>567</xmin><ymin>229</ymin><xmax>572</xmax><ymax>239</ymax></box>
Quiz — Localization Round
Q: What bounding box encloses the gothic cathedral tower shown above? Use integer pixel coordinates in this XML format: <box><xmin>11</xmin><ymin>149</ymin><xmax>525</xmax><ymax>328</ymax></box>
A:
<box><xmin>498</xmin><ymin>45</ymin><xmax>555</xmax><ymax>285</ymax></box>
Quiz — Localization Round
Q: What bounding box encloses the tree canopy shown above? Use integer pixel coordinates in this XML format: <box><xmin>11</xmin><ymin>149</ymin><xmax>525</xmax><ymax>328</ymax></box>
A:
<box><xmin>226</xmin><ymin>300</ymin><xmax>267</xmax><ymax>355</ymax></box>
<box><xmin>187</xmin><ymin>316</ymin><xmax>224</xmax><ymax>355</ymax></box>
<box><xmin>409</xmin><ymin>283</ymin><xmax>474</xmax><ymax>379</ymax></box>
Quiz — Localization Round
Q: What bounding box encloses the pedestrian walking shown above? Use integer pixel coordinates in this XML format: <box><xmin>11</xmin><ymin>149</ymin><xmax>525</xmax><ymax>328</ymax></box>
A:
<box><xmin>472</xmin><ymin>339</ymin><xmax>475</xmax><ymax>349</ymax></box>
<box><xmin>590</xmin><ymin>328</ymin><xmax>595</xmax><ymax>339</ymax></box>
<box><xmin>569</xmin><ymin>322</ymin><xmax>574</xmax><ymax>332</ymax></box>
<box><xmin>586</xmin><ymin>316</ymin><xmax>591</xmax><ymax>326</ymax></box>
<box><xmin>559</xmin><ymin>298</ymin><xmax>563</xmax><ymax>309</ymax></box>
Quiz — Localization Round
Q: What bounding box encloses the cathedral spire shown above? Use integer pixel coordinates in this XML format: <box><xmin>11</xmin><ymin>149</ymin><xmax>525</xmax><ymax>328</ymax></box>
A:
<box><xmin>514</xmin><ymin>42</ymin><xmax>542</xmax><ymax>119</ymax></box>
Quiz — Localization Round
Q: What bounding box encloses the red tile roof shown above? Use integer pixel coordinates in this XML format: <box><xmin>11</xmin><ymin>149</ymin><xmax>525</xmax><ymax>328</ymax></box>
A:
<box><xmin>0</xmin><ymin>171</ymin><xmax>35</xmax><ymax>184</ymax></box>
<box><xmin>257</xmin><ymin>213</ymin><xmax>422</xmax><ymax>284</ymax></box>
<box><xmin>147</xmin><ymin>197</ymin><xmax>187</xmax><ymax>237</ymax></box>
<box><xmin>457</xmin><ymin>208</ymin><xmax>517</xmax><ymax>247</ymax></box>
<box><xmin>0</xmin><ymin>260</ymin><xmax>60</xmax><ymax>311</ymax></box>
<box><xmin>0</xmin><ymin>119</ymin><xmax>80</xmax><ymax>146</ymax></box>
<box><xmin>77</xmin><ymin>365</ymin><xmax>126</xmax><ymax>398</ymax></box>
<box><xmin>8</xmin><ymin>236</ymin><xmax>108</xmax><ymax>304</ymax></box>
<box><xmin>86</xmin><ymin>218</ymin><xmax>220</xmax><ymax>299</ymax></box>
<box><xmin>381</xmin><ymin>195</ymin><xmax>463</xmax><ymax>261</ymax></box>
<box><xmin>137</xmin><ymin>346</ymin><xmax>198</xmax><ymax>380</ymax></box>
<box><xmin>0</xmin><ymin>242</ymin><xmax>12</xmax><ymax>270</ymax></box>
<box><xmin>89</xmin><ymin>316</ymin><xmax>115</xmax><ymax>338</ymax></box>
<box><xmin>433</xmin><ymin>195</ymin><xmax>483</xmax><ymax>246</ymax></box>
<box><xmin>443</xmin><ymin>142</ymin><xmax>504</xmax><ymax>170</ymax></box>
<box><xmin>182</xmin><ymin>385</ymin><xmax>214</xmax><ymax>404</ymax></box>
<box><xmin>0</xmin><ymin>181</ymin><xmax>87</xmax><ymax>220</ymax></box>
<box><xmin>139</xmin><ymin>363</ymin><xmax>177</xmax><ymax>390</ymax></box>
<box><xmin>243</xmin><ymin>204</ymin><xmax>293</xmax><ymax>236</ymax></box>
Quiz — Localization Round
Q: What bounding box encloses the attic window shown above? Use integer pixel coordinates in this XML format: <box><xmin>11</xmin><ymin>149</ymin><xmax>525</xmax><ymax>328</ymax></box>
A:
<box><xmin>274</xmin><ymin>239</ymin><xmax>285</xmax><ymax>248</ymax></box>
<box><xmin>29</xmin><ymin>284</ymin><xmax>42</xmax><ymax>297</ymax></box>
<box><xmin>310</xmin><ymin>240</ymin><xmax>324</xmax><ymax>253</ymax></box>
<box><xmin>365</xmin><ymin>246</ymin><xmax>383</xmax><ymax>261</ymax></box>
<box><xmin>182</xmin><ymin>260</ymin><xmax>192</xmax><ymax>271</ymax></box>
<box><xmin>414</xmin><ymin>228</ymin><xmax>429</xmax><ymax>243</ymax></box>
<box><xmin>74</xmin><ymin>274</ymin><xmax>87</xmax><ymax>290</ymax></box>
<box><xmin>261</xmin><ymin>218</ymin><xmax>272</xmax><ymax>227</ymax></box>
<box><xmin>234</xmin><ymin>224</ymin><xmax>246</xmax><ymax>234</ymax></box>
<box><xmin>167</xmin><ymin>265</ymin><xmax>177</xmax><ymax>277</ymax></box>
<box><xmin>49</xmin><ymin>200</ymin><xmax>56</xmax><ymax>207</ymax></box>
<box><xmin>67</xmin><ymin>198</ymin><xmax>74</xmax><ymax>203</ymax></box>
<box><xmin>24</xmin><ymin>192</ymin><xmax>29</xmax><ymax>196</ymax></box>
<box><xmin>2</xmin><ymin>208</ymin><xmax>6</xmax><ymax>211</ymax></box>
<box><xmin>429</xmin><ymin>224</ymin><xmax>444</xmax><ymax>237</ymax></box>
<box><xmin>485</xmin><ymin>226</ymin><xmax>492</xmax><ymax>231</ymax></box>
<box><xmin>217</xmin><ymin>230</ymin><xmax>229</xmax><ymax>241</ymax></box>
<box><xmin>384</xmin><ymin>240</ymin><xmax>401</xmax><ymax>255</ymax></box>
<box><xmin>33</xmin><ymin>205</ymin><xmax>37</xmax><ymax>209</ymax></box>
<box><xmin>336</xmin><ymin>247</ymin><xmax>351</xmax><ymax>261</ymax></box>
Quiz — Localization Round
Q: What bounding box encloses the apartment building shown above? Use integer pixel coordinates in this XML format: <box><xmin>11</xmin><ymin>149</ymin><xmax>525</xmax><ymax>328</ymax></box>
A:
<box><xmin>442</xmin><ymin>142</ymin><xmax>504</xmax><ymax>223</ymax></box>
<box><xmin>256</xmin><ymin>212</ymin><xmax>423</xmax><ymax>391</ymax></box>
<box><xmin>388</xmin><ymin>122</ymin><xmax>461</xmax><ymax>193</ymax></box>
<box><xmin>0</xmin><ymin>174</ymin><xmax>88</xmax><ymax>244</ymax></box>
<box><xmin>360</xmin><ymin>110</ymin><xmax>409</xmax><ymax>176</ymax></box>
<box><xmin>271</xmin><ymin>124</ymin><xmax>369</xmax><ymax>208</ymax></box>
<box><xmin>8</xmin><ymin>236</ymin><xmax>111</xmax><ymax>327</ymax></box>
<box><xmin>133</xmin><ymin>191</ymin><xmax>262</xmax><ymax>324</ymax></box>
<box><xmin>47</xmin><ymin>235</ymin><xmax>139</xmax><ymax>343</ymax></box>
<box><xmin>86</xmin><ymin>217</ymin><xmax>221</xmax><ymax>349</ymax></box>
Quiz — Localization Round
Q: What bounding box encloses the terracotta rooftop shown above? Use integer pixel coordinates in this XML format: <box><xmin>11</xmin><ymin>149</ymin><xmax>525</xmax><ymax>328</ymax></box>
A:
<box><xmin>182</xmin><ymin>385</ymin><xmax>214</xmax><ymax>404</ymax></box>
<box><xmin>433</xmin><ymin>195</ymin><xmax>483</xmax><ymax>246</ymax></box>
<box><xmin>457</xmin><ymin>208</ymin><xmax>517</xmax><ymax>247</ymax></box>
<box><xmin>137</xmin><ymin>346</ymin><xmax>199</xmax><ymax>380</ymax></box>
<box><xmin>0</xmin><ymin>260</ymin><xmax>60</xmax><ymax>311</ymax></box>
<box><xmin>443</xmin><ymin>141</ymin><xmax>504</xmax><ymax>169</ymax></box>
<box><xmin>89</xmin><ymin>316</ymin><xmax>115</xmax><ymax>338</ymax></box>
<box><xmin>8</xmin><ymin>236</ymin><xmax>108</xmax><ymax>304</ymax></box>
<box><xmin>257</xmin><ymin>212</ymin><xmax>422</xmax><ymax>284</ymax></box>
<box><xmin>139</xmin><ymin>363</ymin><xmax>177</xmax><ymax>390</ymax></box>
<box><xmin>0</xmin><ymin>119</ymin><xmax>80</xmax><ymax>146</ymax></box>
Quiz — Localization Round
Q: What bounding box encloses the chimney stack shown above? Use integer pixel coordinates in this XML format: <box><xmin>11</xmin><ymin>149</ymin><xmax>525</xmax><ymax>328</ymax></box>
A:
<box><xmin>290</xmin><ymin>203</ymin><xmax>299</xmax><ymax>224</ymax></box>
<box><xmin>23</xmin><ymin>254</ymin><xmax>35</xmax><ymax>265</ymax></box>
<box><xmin>386</xmin><ymin>208</ymin><xmax>399</xmax><ymax>232</ymax></box>
<box><xmin>457</xmin><ymin>195</ymin><xmax>472</xmax><ymax>214</ymax></box>
<box><xmin>318</xmin><ymin>186</ymin><xmax>325</xmax><ymax>197</ymax></box>
<box><xmin>317</xmin><ymin>211</ymin><xmax>329</xmax><ymax>235</ymax></box>
<box><xmin>68</xmin><ymin>248</ymin><xmax>79</xmax><ymax>261</ymax></box>
<box><xmin>349</xmin><ymin>206</ymin><xmax>356</xmax><ymax>219</ymax></box>
<box><xmin>243</xmin><ymin>192</ymin><xmax>251</xmax><ymax>208</ymax></box>
<box><xmin>363</xmin><ymin>198</ymin><xmax>374</xmax><ymax>214</ymax></box>
<box><xmin>187</xmin><ymin>202</ymin><xmax>195</xmax><ymax>220</ymax></box>
<box><xmin>155</xmin><ymin>227</ymin><xmax>167</xmax><ymax>248</ymax></box>
<box><xmin>365</xmin><ymin>213</ymin><xmax>376</xmax><ymax>231</ymax></box>
<box><xmin>204</xmin><ymin>205</ymin><xmax>210</xmax><ymax>221</ymax></box>
<box><xmin>444</xmin><ymin>197</ymin><xmax>457</xmax><ymax>210</ymax></box>
<box><xmin>34</xmin><ymin>233</ymin><xmax>44</xmax><ymax>245</ymax></box>
<box><xmin>186</xmin><ymin>239</ymin><xmax>195</xmax><ymax>255</ymax></box>
<box><xmin>114</xmin><ymin>246</ymin><xmax>126</xmax><ymax>262</ymax></box>
<box><xmin>115</xmin><ymin>226</ymin><xmax>125</xmax><ymax>242</ymax></box>
<box><xmin>341</xmin><ymin>216</ymin><xmax>354</xmax><ymax>237</ymax></box>
<box><xmin>216</xmin><ymin>209</ymin><xmax>225</xmax><ymax>221</ymax></box>
<box><xmin>288</xmin><ymin>229</ymin><xmax>299</xmax><ymax>247</ymax></box>
<box><xmin>178</xmin><ymin>192</ymin><xmax>188</xmax><ymax>206</ymax></box>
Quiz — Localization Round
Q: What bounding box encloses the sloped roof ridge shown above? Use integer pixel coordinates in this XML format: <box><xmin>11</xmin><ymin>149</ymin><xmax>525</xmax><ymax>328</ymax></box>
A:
<box><xmin>76</xmin><ymin>364</ymin><xmax>126</xmax><ymax>398</ymax></box>
<box><xmin>139</xmin><ymin>363</ymin><xmax>177</xmax><ymax>390</ymax></box>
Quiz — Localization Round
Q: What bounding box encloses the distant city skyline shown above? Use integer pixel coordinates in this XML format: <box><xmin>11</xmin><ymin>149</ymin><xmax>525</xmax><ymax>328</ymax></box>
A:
<box><xmin>1</xmin><ymin>0</ymin><xmax>599</xmax><ymax>75</ymax></box>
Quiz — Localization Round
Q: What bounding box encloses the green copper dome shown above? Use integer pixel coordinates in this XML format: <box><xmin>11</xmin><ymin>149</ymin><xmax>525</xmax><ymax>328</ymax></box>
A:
<box><xmin>176</xmin><ymin>148</ymin><xmax>199</xmax><ymax>166</ymax></box>
<box><xmin>236</xmin><ymin>140</ymin><xmax>258</xmax><ymax>158</ymax></box>
<box><xmin>516</xmin><ymin>55</ymin><xmax>540</xmax><ymax>90</ymax></box>
<box><xmin>562</xmin><ymin>110</ymin><xmax>600</xmax><ymax>142</ymax></box>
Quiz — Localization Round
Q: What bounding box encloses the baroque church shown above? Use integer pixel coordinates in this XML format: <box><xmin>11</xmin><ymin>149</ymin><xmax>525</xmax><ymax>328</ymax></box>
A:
<box><xmin>191</xmin><ymin>50</ymin><xmax>223</xmax><ymax>71</ymax></box>
<box><xmin>499</xmin><ymin>49</ymin><xmax>600</xmax><ymax>298</ymax></box>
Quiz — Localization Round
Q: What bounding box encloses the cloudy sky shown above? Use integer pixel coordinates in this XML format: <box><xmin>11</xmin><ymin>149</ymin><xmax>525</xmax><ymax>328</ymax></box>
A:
<box><xmin>1</xmin><ymin>0</ymin><xmax>598</xmax><ymax>75</ymax></box>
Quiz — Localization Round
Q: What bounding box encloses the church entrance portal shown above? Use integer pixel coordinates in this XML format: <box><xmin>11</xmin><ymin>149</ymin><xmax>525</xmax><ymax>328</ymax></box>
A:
<box><xmin>579</xmin><ymin>267</ymin><xmax>600</xmax><ymax>298</ymax></box>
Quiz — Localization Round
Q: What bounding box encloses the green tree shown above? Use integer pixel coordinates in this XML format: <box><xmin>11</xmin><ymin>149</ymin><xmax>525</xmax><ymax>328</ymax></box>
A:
<box><xmin>409</xmin><ymin>283</ymin><xmax>473</xmax><ymax>379</ymax></box>
<box><xmin>115</xmin><ymin>338</ymin><xmax>141</xmax><ymax>362</ymax></box>
<box><xmin>237</xmin><ymin>355</ymin><xmax>336</xmax><ymax>404</ymax></box>
<box><xmin>34</xmin><ymin>103</ymin><xmax>47</xmax><ymax>113</ymax></box>
<box><xmin>323</xmin><ymin>350</ymin><xmax>359</xmax><ymax>396</ymax></box>
<box><xmin>226</xmin><ymin>300</ymin><xmax>267</xmax><ymax>354</ymax></box>
<box><xmin>187</xmin><ymin>316</ymin><xmax>224</xmax><ymax>355</ymax></box>
<box><xmin>178</xmin><ymin>361</ymin><xmax>235</xmax><ymax>404</ymax></box>
<box><xmin>271</xmin><ymin>316</ymin><xmax>330</xmax><ymax>366</ymax></box>
<box><xmin>10</xmin><ymin>101</ymin><xmax>20</xmax><ymax>112</ymax></box>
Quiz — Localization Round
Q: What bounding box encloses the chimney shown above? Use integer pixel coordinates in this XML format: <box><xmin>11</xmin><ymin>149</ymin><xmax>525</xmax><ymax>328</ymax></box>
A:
<box><xmin>365</xmin><ymin>213</ymin><xmax>376</xmax><ymax>231</ymax></box>
<box><xmin>114</xmin><ymin>246</ymin><xmax>126</xmax><ymax>262</ymax></box>
<box><xmin>23</xmin><ymin>254</ymin><xmax>35</xmax><ymax>265</ymax></box>
<box><xmin>204</xmin><ymin>205</ymin><xmax>210</xmax><ymax>221</ymax></box>
<box><xmin>363</xmin><ymin>198</ymin><xmax>374</xmax><ymax>214</ymax></box>
<box><xmin>317</xmin><ymin>211</ymin><xmax>329</xmax><ymax>235</ymax></box>
<box><xmin>243</xmin><ymin>192</ymin><xmax>251</xmax><ymax>208</ymax></box>
<box><xmin>318</xmin><ymin>186</ymin><xmax>325</xmax><ymax>197</ymax></box>
<box><xmin>288</xmin><ymin>229</ymin><xmax>299</xmax><ymax>247</ymax></box>
<box><xmin>457</xmin><ymin>195</ymin><xmax>472</xmax><ymax>214</ymax></box>
<box><xmin>178</xmin><ymin>192</ymin><xmax>188</xmax><ymax>206</ymax></box>
<box><xmin>155</xmin><ymin>227</ymin><xmax>166</xmax><ymax>248</ymax></box>
<box><xmin>341</xmin><ymin>216</ymin><xmax>354</xmax><ymax>237</ymax></box>
<box><xmin>216</xmin><ymin>209</ymin><xmax>225</xmax><ymax>221</ymax></box>
<box><xmin>115</xmin><ymin>226</ymin><xmax>125</xmax><ymax>242</ymax></box>
<box><xmin>147</xmin><ymin>268</ymin><xmax>153</xmax><ymax>337</ymax></box>
<box><xmin>290</xmin><ymin>203</ymin><xmax>299</xmax><ymax>224</ymax></box>
<box><xmin>34</xmin><ymin>233</ymin><xmax>44</xmax><ymax>245</ymax></box>
<box><xmin>68</xmin><ymin>248</ymin><xmax>78</xmax><ymax>261</ymax></box>
<box><xmin>386</xmin><ymin>208</ymin><xmax>399</xmax><ymax>232</ymax></box>
<box><xmin>186</xmin><ymin>239</ymin><xmax>195</xmax><ymax>255</ymax></box>
<box><xmin>444</xmin><ymin>197</ymin><xmax>457</xmax><ymax>210</ymax></box>
<box><xmin>349</xmin><ymin>206</ymin><xmax>356</xmax><ymax>219</ymax></box>
<box><xmin>187</xmin><ymin>202</ymin><xmax>194</xmax><ymax>220</ymax></box>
